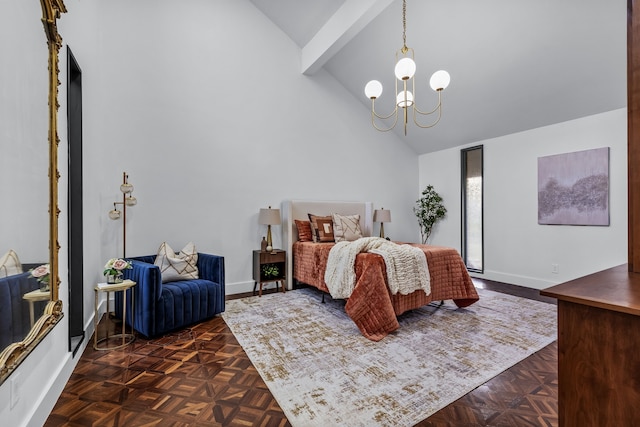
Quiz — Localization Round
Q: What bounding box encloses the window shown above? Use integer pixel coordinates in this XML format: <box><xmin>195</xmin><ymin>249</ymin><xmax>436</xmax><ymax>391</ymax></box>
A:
<box><xmin>461</xmin><ymin>146</ymin><xmax>483</xmax><ymax>272</ymax></box>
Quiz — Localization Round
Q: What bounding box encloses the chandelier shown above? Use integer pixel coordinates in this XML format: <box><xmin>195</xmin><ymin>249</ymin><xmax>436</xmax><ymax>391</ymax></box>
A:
<box><xmin>364</xmin><ymin>0</ymin><xmax>450</xmax><ymax>135</ymax></box>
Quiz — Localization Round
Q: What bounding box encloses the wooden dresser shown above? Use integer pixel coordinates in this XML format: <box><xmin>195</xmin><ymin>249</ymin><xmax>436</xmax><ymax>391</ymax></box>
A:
<box><xmin>541</xmin><ymin>264</ymin><xmax>640</xmax><ymax>426</ymax></box>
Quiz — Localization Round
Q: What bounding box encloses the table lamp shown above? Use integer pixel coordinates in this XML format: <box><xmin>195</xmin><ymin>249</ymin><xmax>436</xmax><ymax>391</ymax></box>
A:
<box><xmin>374</xmin><ymin>208</ymin><xmax>391</xmax><ymax>239</ymax></box>
<box><xmin>258</xmin><ymin>206</ymin><xmax>281</xmax><ymax>252</ymax></box>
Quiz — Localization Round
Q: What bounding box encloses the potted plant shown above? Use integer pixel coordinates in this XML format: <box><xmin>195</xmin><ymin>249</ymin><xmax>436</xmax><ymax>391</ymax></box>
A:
<box><xmin>414</xmin><ymin>185</ymin><xmax>447</xmax><ymax>244</ymax></box>
<box><xmin>261</xmin><ymin>263</ymin><xmax>280</xmax><ymax>279</ymax></box>
<box><xmin>103</xmin><ymin>258</ymin><xmax>132</xmax><ymax>283</ymax></box>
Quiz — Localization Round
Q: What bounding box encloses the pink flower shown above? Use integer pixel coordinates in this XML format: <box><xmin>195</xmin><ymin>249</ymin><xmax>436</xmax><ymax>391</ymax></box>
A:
<box><xmin>112</xmin><ymin>259</ymin><xmax>130</xmax><ymax>271</ymax></box>
<box><xmin>103</xmin><ymin>258</ymin><xmax>132</xmax><ymax>276</ymax></box>
<box><xmin>30</xmin><ymin>264</ymin><xmax>50</xmax><ymax>285</ymax></box>
<box><xmin>31</xmin><ymin>264</ymin><xmax>50</xmax><ymax>278</ymax></box>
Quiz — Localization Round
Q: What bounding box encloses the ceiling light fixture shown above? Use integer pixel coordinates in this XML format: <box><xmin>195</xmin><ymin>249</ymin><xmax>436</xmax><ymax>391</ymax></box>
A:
<box><xmin>364</xmin><ymin>0</ymin><xmax>450</xmax><ymax>135</ymax></box>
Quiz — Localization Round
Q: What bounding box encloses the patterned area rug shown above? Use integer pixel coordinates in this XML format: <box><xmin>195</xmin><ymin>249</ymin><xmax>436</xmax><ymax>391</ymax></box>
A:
<box><xmin>222</xmin><ymin>287</ymin><xmax>557</xmax><ymax>427</ymax></box>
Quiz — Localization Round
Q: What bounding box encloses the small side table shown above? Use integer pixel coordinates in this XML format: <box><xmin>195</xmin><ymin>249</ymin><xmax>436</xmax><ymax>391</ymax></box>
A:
<box><xmin>94</xmin><ymin>279</ymin><xmax>136</xmax><ymax>350</ymax></box>
<box><xmin>23</xmin><ymin>289</ymin><xmax>51</xmax><ymax>327</ymax></box>
<box><xmin>253</xmin><ymin>249</ymin><xmax>286</xmax><ymax>297</ymax></box>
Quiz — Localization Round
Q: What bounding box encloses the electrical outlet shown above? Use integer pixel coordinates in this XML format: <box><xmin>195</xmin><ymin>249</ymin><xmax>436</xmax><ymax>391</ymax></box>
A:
<box><xmin>10</xmin><ymin>372</ymin><xmax>20</xmax><ymax>409</ymax></box>
<box><xmin>551</xmin><ymin>264</ymin><xmax>559</xmax><ymax>274</ymax></box>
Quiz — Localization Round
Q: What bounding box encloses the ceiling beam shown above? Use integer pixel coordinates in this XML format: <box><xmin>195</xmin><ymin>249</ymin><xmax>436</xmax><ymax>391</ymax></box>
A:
<box><xmin>301</xmin><ymin>0</ymin><xmax>393</xmax><ymax>75</ymax></box>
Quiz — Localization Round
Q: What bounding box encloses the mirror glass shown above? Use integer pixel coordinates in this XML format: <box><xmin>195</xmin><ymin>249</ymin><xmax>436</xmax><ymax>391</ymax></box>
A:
<box><xmin>0</xmin><ymin>0</ymin><xmax>64</xmax><ymax>385</ymax></box>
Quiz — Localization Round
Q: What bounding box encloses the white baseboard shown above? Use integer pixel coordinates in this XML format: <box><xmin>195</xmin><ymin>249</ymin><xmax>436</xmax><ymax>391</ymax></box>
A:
<box><xmin>226</xmin><ymin>280</ymin><xmax>257</xmax><ymax>296</ymax></box>
<box><xmin>470</xmin><ymin>270</ymin><xmax>558</xmax><ymax>290</ymax></box>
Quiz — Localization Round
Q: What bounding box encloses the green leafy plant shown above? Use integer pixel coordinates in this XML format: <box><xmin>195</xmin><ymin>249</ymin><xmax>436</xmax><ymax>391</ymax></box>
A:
<box><xmin>414</xmin><ymin>185</ymin><xmax>447</xmax><ymax>244</ymax></box>
<box><xmin>261</xmin><ymin>263</ymin><xmax>280</xmax><ymax>279</ymax></box>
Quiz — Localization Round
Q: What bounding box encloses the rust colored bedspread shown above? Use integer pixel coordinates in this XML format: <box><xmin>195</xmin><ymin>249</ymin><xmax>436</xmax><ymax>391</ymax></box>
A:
<box><xmin>293</xmin><ymin>241</ymin><xmax>479</xmax><ymax>341</ymax></box>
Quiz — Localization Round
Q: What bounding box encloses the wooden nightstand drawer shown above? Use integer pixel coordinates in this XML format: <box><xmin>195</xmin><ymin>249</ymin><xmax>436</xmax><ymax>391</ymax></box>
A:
<box><xmin>259</xmin><ymin>250</ymin><xmax>285</xmax><ymax>263</ymax></box>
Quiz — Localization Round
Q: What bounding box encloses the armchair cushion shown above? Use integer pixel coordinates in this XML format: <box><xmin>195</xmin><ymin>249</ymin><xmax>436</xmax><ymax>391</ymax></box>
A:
<box><xmin>116</xmin><ymin>252</ymin><xmax>225</xmax><ymax>338</ymax></box>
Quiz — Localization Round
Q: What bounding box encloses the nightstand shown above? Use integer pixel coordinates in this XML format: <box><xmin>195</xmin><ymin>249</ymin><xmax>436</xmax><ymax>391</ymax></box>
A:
<box><xmin>253</xmin><ymin>249</ymin><xmax>286</xmax><ymax>297</ymax></box>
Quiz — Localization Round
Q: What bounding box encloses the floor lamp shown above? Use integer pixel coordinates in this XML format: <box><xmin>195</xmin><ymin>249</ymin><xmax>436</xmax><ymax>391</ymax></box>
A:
<box><xmin>108</xmin><ymin>172</ymin><xmax>138</xmax><ymax>257</ymax></box>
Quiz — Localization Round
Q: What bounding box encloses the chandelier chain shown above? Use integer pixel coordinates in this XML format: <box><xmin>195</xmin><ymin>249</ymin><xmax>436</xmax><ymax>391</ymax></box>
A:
<box><xmin>401</xmin><ymin>0</ymin><xmax>408</xmax><ymax>53</ymax></box>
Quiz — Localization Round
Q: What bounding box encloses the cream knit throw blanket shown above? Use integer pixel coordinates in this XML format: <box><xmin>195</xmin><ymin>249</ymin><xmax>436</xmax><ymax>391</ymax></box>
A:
<box><xmin>324</xmin><ymin>237</ymin><xmax>431</xmax><ymax>299</ymax></box>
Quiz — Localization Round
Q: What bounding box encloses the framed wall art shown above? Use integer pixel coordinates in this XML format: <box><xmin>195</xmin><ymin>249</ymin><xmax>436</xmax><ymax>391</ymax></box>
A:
<box><xmin>538</xmin><ymin>147</ymin><xmax>610</xmax><ymax>226</ymax></box>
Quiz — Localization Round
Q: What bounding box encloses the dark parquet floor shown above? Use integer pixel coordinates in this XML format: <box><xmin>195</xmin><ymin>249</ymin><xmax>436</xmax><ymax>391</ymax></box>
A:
<box><xmin>45</xmin><ymin>280</ymin><xmax>558</xmax><ymax>427</ymax></box>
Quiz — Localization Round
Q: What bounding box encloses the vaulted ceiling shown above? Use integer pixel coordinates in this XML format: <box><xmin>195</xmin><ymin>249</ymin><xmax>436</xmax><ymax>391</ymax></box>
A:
<box><xmin>250</xmin><ymin>0</ymin><xmax>627</xmax><ymax>155</ymax></box>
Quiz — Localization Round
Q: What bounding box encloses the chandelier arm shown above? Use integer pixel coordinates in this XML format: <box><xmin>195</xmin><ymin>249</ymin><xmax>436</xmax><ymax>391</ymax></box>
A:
<box><xmin>413</xmin><ymin>90</ymin><xmax>442</xmax><ymax>116</ymax></box>
<box><xmin>371</xmin><ymin>100</ymin><xmax>399</xmax><ymax>121</ymax></box>
<box><xmin>412</xmin><ymin>92</ymin><xmax>443</xmax><ymax>129</ymax></box>
<box><xmin>371</xmin><ymin>101</ymin><xmax>400</xmax><ymax>132</ymax></box>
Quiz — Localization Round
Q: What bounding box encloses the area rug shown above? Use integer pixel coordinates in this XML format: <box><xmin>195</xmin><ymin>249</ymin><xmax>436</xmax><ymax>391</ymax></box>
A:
<box><xmin>222</xmin><ymin>287</ymin><xmax>557</xmax><ymax>427</ymax></box>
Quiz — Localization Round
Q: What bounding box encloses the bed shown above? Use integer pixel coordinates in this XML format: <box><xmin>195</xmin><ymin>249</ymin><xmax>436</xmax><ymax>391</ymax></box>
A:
<box><xmin>282</xmin><ymin>200</ymin><xmax>479</xmax><ymax>341</ymax></box>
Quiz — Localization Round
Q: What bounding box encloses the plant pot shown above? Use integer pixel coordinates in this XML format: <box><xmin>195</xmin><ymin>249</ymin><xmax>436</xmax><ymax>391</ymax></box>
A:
<box><xmin>106</xmin><ymin>273</ymin><xmax>123</xmax><ymax>284</ymax></box>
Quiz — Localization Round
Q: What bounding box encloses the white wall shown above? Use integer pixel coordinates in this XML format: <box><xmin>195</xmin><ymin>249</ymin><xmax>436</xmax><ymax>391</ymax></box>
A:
<box><xmin>89</xmin><ymin>0</ymin><xmax>419</xmax><ymax>295</ymax></box>
<box><xmin>420</xmin><ymin>108</ymin><xmax>628</xmax><ymax>289</ymax></box>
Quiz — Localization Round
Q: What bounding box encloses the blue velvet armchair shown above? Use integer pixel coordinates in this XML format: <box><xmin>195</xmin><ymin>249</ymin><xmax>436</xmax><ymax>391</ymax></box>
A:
<box><xmin>116</xmin><ymin>253</ymin><xmax>225</xmax><ymax>338</ymax></box>
<box><xmin>0</xmin><ymin>271</ymin><xmax>46</xmax><ymax>350</ymax></box>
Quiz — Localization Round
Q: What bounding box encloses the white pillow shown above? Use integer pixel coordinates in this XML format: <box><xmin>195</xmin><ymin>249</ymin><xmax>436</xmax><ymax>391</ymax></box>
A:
<box><xmin>0</xmin><ymin>249</ymin><xmax>22</xmax><ymax>278</ymax></box>
<box><xmin>154</xmin><ymin>242</ymin><xmax>199</xmax><ymax>283</ymax></box>
<box><xmin>332</xmin><ymin>213</ymin><xmax>363</xmax><ymax>242</ymax></box>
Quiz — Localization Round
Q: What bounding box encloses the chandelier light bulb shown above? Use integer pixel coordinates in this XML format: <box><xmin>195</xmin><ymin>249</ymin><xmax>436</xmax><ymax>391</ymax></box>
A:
<box><xmin>396</xmin><ymin>90</ymin><xmax>414</xmax><ymax>108</ymax></box>
<box><xmin>108</xmin><ymin>209</ymin><xmax>121</xmax><ymax>220</ymax></box>
<box><xmin>394</xmin><ymin>57</ymin><xmax>416</xmax><ymax>80</ymax></box>
<box><xmin>429</xmin><ymin>70</ymin><xmax>451</xmax><ymax>91</ymax></box>
<box><xmin>364</xmin><ymin>80</ymin><xmax>383</xmax><ymax>99</ymax></box>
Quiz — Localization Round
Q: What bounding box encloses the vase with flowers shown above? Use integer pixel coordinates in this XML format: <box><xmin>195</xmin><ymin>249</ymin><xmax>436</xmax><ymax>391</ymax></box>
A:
<box><xmin>103</xmin><ymin>258</ymin><xmax>132</xmax><ymax>284</ymax></box>
<box><xmin>30</xmin><ymin>264</ymin><xmax>51</xmax><ymax>292</ymax></box>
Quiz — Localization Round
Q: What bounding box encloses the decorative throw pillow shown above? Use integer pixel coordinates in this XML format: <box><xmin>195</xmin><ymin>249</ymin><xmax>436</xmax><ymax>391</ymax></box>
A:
<box><xmin>308</xmin><ymin>214</ymin><xmax>335</xmax><ymax>242</ymax></box>
<box><xmin>154</xmin><ymin>242</ymin><xmax>199</xmax><ymax>283</ymax></box>
<box><xmin>295</xmin><ymin>220</ymin><xmax>313</xmax><ymax>242</ymax></box>
<box><xmin>0</xmin><ymin>249</ymin><xmax>22</xmax><ymax>278</ymax></box>
<box><xmin>332</xmin><ymin>213</ymin><xmax>363</xmax><ymax>242</ymax></box>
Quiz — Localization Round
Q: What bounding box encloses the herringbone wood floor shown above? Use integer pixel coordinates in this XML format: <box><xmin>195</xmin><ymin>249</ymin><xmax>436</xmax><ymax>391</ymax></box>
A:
<box><xmin>45</xmin><ymin>281</ymin><xmax>558</xmax><ymax>426</ymax></box>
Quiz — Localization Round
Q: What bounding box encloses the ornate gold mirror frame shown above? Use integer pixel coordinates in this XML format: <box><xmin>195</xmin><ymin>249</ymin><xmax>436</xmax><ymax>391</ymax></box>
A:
<box><xmin>0</xmin><ymin>0</ymin><xmax>66</xmax><ymax>384</ymax></box>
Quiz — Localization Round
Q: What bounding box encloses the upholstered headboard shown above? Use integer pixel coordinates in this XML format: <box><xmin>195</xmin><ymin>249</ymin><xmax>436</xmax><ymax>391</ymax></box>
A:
<box><xmin>281</xmin><ymin>200</ymin><xmax>373</xmax><ymax>289</ymax></box>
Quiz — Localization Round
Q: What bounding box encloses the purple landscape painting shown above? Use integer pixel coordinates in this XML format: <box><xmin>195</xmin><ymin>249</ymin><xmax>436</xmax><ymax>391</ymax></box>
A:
<box><xmin>538</xmin><ymin>147</ymin><xmax>610</xmax><ymax>226</ymax></box>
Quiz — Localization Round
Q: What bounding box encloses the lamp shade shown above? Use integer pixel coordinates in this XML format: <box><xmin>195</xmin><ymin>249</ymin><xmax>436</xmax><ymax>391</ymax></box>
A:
<box><xmin>125</xmin><ymin>195</ymin><xmax>137</xmax><ymax>206</ymax></box>
<box><xmin>364</xmin><ymin>80</ymin><xmax>383</xmax><ymax>99</ymax></box>
<box><xmin>258</xmin><ymin>207</ymin><xmax>281</xmax><ymax>225</ymax></box>
<box><xmin>108</xmin><ymin>209</ymin><xmax>121</xmax><ymax>220</ymax></box>
<box><xmin>374</xmin><ymin>209</ymin><xmax>391</xmax><ymax>223</ymax></box>
<box><xmin>120</xmin><ymin>182</ymin><xmax>134</xmax><ymax>194</ymax></box>
<box><xmin>429</xmin><ymin>70</ymin><xmax>451</xmax><ymax>91</ymax></box>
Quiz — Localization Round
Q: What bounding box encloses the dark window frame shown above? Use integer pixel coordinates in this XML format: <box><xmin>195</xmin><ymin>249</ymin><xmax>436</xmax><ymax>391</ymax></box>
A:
<box><xmin>461</xmin><ymin>145</ymin><xmax>484</xmax><ymax>273</ymax></box>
